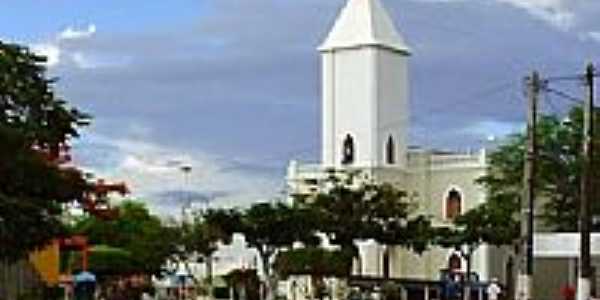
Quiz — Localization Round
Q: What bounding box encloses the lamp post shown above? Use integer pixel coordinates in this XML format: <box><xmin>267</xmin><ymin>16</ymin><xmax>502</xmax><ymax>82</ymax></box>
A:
<box><xmin>176</xmin><ymin>164</ymin><xmax>192</xmax><ymax>300</ymax></box>
<box><xmin>180</xmin><ymin>165</ymin><xmax>192</xmax><ymax>222</ymax></box>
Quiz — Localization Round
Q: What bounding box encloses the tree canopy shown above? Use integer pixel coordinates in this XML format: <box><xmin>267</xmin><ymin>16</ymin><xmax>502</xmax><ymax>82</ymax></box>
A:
<box><xmin>73</xmin><ymin>201</ymin><xmax>177</xmax><ymax>275</ymax></box>
<box><xmin>238</xmin><ymin>202</ymin><xmax>320</xmax><ymax>276</ymax></box>
<box><xmin>308</xmin><ymin>175</ymin><xmax>434</xmax><ymax>255</ymax></box>
<box><xmin>0</xmin><ymin>41</ymin><xmax>90</xmax><ymax>262</ymax></box>
<box><xmin>478</xmin><ymin>106</ymin><xmax>600</xmax><ymax>232</ymax></box>
<box><xmin>233</xmin><ymin>202</ymin><xmax>321</xmax><ymax>300</ymax></box>
<box><xmin>273</xmin><ymin>247</ymin><xmax>353</xmax><ymax>279</ymax></box>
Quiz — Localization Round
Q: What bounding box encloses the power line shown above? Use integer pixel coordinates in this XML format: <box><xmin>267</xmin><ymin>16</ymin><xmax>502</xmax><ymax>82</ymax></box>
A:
<box><xmin>545</xmin><ymin>75</ymin><xmax>583</xmax><ymax>82</ymax></box>
<box><xmin>543</xmin><ymin>88</ymin><xmax>562</xmax><ymax>116</ymax></box>
<box><xmin>399</xmin><ymin>11</ymin><xmax>528</xmax><ymax>75</ymax></box>
<box><xmin>409</xmin><ymin>80</ymin><xmax>518</xmax><ymax>126</ymax></box>
<box><xmin>543</xmin><ymin>86</ymin><xmax>582</xmax><ymax>104</ymax></box>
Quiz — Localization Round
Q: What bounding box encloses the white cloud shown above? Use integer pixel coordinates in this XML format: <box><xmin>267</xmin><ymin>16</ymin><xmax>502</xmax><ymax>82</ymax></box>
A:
<box><xmin>58</xmin><ymin>24</ymin><xmax>97</xmax><ymax>41</ymax></box>
<box><xmin>30</xmin><ymin>43</ymin><xmax>61</xmax><ymax>67</ymax></box>
<box><xmin>71</xmin><ymin>52</ymin><xmax>95</xmax><ymax>69</ymax></box>
<box><xmin>416</xmin><ymin>0</ymin><xmax>580</xmax><ymax>31</ymax></box>
<box><xmin>72</xmin><ymin>133</ymin><xmax>280</xmax><ymax>216</ymax></box>
<box><xmin>581</xmin><ymin>31</ymin><xmax>600</xmax><ymax>42</ymax></box>
<box><xmin>29</xmin><ymin>24</ymin><xmax>98</xmax><ymax>68</ymax></box>
<box><xmin>496</xmin><ymin>0</ymin><xmax>575</xmax><ymax>30</ymax></box>
<box><xmin>458</xmin><ymin>120</ymin><xmax>522</xmax><ymax>139</ymax></box>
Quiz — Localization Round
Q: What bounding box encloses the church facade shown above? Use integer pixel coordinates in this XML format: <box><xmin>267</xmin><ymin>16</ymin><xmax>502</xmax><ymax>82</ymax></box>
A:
<box><xmin>286</xmin><ymin>0</ymin><xmax>510</xmax><ymax>283</ymax></box>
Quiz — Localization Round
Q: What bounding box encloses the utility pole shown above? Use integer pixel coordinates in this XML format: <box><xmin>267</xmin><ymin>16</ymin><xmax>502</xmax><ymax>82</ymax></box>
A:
<box><xmin>518</xmin><ymin>71</ymin><xmax>540</xmax><ymax>300</ymax></box>
<box><xmin>578</xmin><ymin>63</ymin><xmax>595</xmax><ymax>300</ymax></box>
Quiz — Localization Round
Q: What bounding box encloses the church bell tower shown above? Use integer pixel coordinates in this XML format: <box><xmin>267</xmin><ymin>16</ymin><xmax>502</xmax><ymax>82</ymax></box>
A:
<box><xmin>320</xmin><ymin>0</ymin><xmax>411</xmax><ymax>169</ymax></box>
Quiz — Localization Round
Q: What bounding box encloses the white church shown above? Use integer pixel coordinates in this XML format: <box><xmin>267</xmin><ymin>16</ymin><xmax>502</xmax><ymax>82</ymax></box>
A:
<box><xmin>286</xmin><ymin>0</ymin><xmax>511</xmax><ymax>286</ymax></box>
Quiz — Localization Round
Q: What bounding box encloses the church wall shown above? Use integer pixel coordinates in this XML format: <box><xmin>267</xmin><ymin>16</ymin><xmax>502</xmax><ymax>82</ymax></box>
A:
<box><xmin>372</xmin><ymin>153</ymin><xmax>492</xmax><ymax>280</ymax></box>
<box><xmin>416</xmin><ymin>166</ymin><xmax>486</xmax><ymax>224</ymax></box>
<box><xmin>327</xmin><ymin>48</ymin><xmax>377</xmax><ymax>168</ymax></box>
<box><xmin>302</xmin><ymin>0</ymin><xmax>515</xmax><ymax>287</ymax></box>
<box><xmin>375</xmin><ymin>48</ymin><xmax>409</xmax><ymax>168</ymax></box>
<box><xmin>371</xmin><ymin>167</ymin><xmax>409</xmax><ymax>188</ymax></box>
<box><xmin>322</xmin><ymin>52</ymin><xmax>335</xmax><ymax>167</ymax></box>
<box><xmin>485</xmin><ymin>246</ymin><xmax>516</xmax><ymax>288</ymax></box>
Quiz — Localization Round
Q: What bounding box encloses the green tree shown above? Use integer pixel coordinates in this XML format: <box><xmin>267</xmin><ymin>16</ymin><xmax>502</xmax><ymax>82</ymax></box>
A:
<box><xmin>434</xmin><ymin>202</ymin><xmax>519</xmax><ymax>300</ymax></box>
<box><xmin>274</xmin><ymin>247</ymin><xmax>353</xmax><ymax>279</ymax></box>
<box><xmin>0</xmin><ymin>41</ymin><xmax>90</xmax><ymax>262</ymax></box>
<box><xmin>174</xmin><ymin>209</ymin><xmax>241</xmax><ymax>294</ymax></box>
<box><xmin>434</xmin><ymin>106</ymin><xmax>600</xmax><ymax>300</ymax></box>
<box><xmin>73</xmin><ymin>200</ymin><xmax>177</xmax><ymax>275</ymax></box>
<box><xmin>239</xmin><ymin>202</ymin><xmax>320</xmax><ymax>300</ymax></box>
<box><xmin>274</xmin><ymin>247</ymin><xmax>353</xmax><ymax>300</ymax></box>
<box><xmin>478</xmin><ymin>106</ymin><xmax>600</xmax><ymax>232</ymax></box>
<box><xmin>225</xmin><ymin>269</ymin><xmax>261</xmax><ymax>300</ymax></box>
<box><xmin>308</xmin><ymin>173</ymin><xmax>434</xmax><ymax>276</ymax></box>
<box><xmin>63</xmin><ymin>245</ymin><xmax>137</xmax><ymax>277</ymax></box>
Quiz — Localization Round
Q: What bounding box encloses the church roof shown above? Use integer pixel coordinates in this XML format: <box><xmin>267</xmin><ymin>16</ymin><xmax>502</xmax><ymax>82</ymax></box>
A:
<box><xmin>319</xmin><ymin>0</ymin><xmax>411</xmax><ymax>54</ymax></box>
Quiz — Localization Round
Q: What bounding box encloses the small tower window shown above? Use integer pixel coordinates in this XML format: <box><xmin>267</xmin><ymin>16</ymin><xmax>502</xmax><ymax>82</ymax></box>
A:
<box><xmin>386</xmin><ymin>136</ymin><xmax>395</xmax><ymax>164</ymax></box>
<box><xmin>342</xmin><ymin>134</ymin><xmax>355</xmax><ymax>165</ymax></box>
<box><xmin>445</xmin><ymin>188</ymin><xmax>462</xmax><ymax>220</ymax></box>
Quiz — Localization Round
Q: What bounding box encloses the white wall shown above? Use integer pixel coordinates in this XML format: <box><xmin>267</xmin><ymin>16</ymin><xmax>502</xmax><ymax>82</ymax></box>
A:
<box><xmin>375</xmin><ymin>49</ymin><xmax>409</xmax><ymax>168</ymax></box>
<box><xmin>322</xmin><ymin>48</ymin><xmax>376</xmax><ymax>168</ymax></box>
<box><xmin>321</xmin><ymin>47</ymin><xmax>408</xmax><ymax>169</ymax></box>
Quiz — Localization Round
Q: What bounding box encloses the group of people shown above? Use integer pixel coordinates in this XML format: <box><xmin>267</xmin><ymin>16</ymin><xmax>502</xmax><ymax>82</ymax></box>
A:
<box><xmin>441</xmin><ymin>273</ymin><xmax>502</xmax><ymax>300</ymax></box>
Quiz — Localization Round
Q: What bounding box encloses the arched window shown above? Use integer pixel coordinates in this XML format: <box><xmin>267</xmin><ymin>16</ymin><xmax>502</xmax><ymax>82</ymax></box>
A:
<box><xmin>342</xmin><ymin>134</ymin><xmax>355</xmax><ymax>165</ymax></box>
<box><xmin>386</xmin><ymin>135</ymin><xmax>395</xmax><ymax>164</ymax></box>
<box><xmin>448</xmin><ymin>253</ymin><xmax>462</xmax><ymax>270</ymax></box>
<box><xmin>445</xmin><ymin>188</ymin><xmax>462</xmax><ymax>220</ymax></box>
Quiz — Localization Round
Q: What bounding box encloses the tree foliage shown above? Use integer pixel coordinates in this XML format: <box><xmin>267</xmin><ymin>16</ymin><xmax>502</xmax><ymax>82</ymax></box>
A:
<box><xmin>73</xmin><ymin>201</ymin><xmax>177</xmax><ymax>275</ymax></box>
<box><xmin>435</xmin><ymin>200</ymin><xmax>519</xmax><ymax>251</ymax></box>
<box><xmin>273</xmin><ymin>247</ymin><xmax>353</xmax><ymax>279</ymax></box>
<box><xmin>0</xmin><ymin>41</ymin><xmax>91</xmax><ymax>262</ymax></box>
<box><xmin>224</xmin><ymin>269</ymin><xmax>261</xmax><ymax>300</ymax></box>
<box><xmin>178</xmin><ymin>208</ymin><xmax>244</xmax><ymax>261</ymax></box>
<box><xmin>172</xmin><ymin>208</ymin><xmax>242</xmax><ymax>290</ymax></box>
<box><xmin>64</xmin><ymin>245</ymin><xmax>138</xmax><ymax>277</ymax></box>
<box><xmin>234</xmin><ymin>202</ymin><xmax>321</xmax><ymax>300</ymax></box>
<box><xmin>477</xmin><ymin>106</ymin><xmax>600</xmax><ymax>232</ymax></box>
<box><xmin>308</xmin><ymin>175</ymin><xmax>433</xmax><ymax>255</ymax></box>
<box><xmin>239</xmin><ymin>202</ymin><xmax>320</xmax><ymax>276</ymax></box>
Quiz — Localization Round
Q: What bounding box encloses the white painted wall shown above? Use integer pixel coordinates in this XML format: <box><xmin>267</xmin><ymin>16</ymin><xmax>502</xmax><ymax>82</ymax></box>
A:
<box><xmin>321</xmin><ymin>47</ymin><xmax>408</xmax><ymax>169</ymax></box>
<box><xmin>375</xmin><ymin>49</ymin><xmax>409</xmax><ymax>168</ymax></box>
<box><xmin>535</xmin><ymin>233</ymin><xmax>600</xmax><ymax>257</ymax></box>
<box><xmin>322</xmin><ymin>48</ymin><xmax>375</xmax><ymax>168</ymax></box>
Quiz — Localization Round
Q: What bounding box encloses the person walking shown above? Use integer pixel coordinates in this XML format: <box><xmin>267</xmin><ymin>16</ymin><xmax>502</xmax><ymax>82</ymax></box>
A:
<box><xmin>486</xmin><ymin>278</ymin><xmax>502</xmax><ymax>300</ymax></box>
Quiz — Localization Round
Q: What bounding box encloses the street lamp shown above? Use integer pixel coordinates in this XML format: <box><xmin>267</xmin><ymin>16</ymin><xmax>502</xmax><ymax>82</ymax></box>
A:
<box><xmin>180</xmin><ymin>164</ymin><xmax>192</xmax><ymax>221</ymax></box>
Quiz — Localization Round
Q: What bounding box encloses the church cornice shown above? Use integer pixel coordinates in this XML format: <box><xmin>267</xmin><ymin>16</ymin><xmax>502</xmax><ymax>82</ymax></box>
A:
<box><xmin>318</xmin><ymin>43</ymin><xmax>412</xmax><ymax>56</ymax></box>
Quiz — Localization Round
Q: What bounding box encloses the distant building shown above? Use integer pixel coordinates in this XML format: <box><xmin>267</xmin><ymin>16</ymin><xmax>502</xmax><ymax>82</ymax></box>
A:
<box><xmin>287</xmin><ymin>0</ymin><xmax>510</xmax><ymax>283</ymax></box>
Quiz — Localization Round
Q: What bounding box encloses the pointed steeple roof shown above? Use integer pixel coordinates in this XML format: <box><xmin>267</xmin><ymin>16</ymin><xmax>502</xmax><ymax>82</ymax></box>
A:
<box><xmin>319</xmin><ymin>0</ymin><xmax>410</xmax><ymax>54</ymax></box>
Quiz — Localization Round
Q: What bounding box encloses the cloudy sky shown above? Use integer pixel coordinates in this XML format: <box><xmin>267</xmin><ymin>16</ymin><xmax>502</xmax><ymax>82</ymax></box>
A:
<box><xmin>2</xmin><ymin>0</ymin><xmax>599</xmax><ymax>214</ymax></box>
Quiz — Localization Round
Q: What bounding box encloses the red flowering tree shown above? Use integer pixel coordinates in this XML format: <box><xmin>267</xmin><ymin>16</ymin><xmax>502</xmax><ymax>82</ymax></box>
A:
<box><xmin>0</xmin><ymin>41</ymin><xmax>124</xmax><ymax>262</ymax></box>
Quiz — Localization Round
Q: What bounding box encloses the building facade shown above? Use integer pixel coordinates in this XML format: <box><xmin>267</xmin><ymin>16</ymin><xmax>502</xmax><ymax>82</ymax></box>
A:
<box><xmin>287</xmin><ymin>0</ymin><xmax>510</xmax><ymax>283</ymax></box>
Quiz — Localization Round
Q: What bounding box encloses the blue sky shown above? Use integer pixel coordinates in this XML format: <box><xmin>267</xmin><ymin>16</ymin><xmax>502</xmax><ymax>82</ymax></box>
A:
<box><xmin>2</xmin><ymin>0</ymin><xmax>600</xmax><ymax>214</ymax></box>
